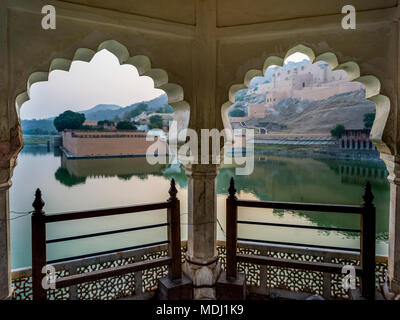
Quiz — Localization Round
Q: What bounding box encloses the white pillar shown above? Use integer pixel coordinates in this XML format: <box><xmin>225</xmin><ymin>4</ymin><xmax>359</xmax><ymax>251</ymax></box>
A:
<box><xmin>0</xmin><ymin>180</ymin><xmax>12</xmax><ymax>299</ymax></box>
<box><xmin>382</xmin><ymin>154</ymin><xmax>400</xmax><ymax>293</ymax></box>
<box><xmin>183</xmin><ymin>164</ymin><xmax>221</xmax><ymax>300</ymax></box>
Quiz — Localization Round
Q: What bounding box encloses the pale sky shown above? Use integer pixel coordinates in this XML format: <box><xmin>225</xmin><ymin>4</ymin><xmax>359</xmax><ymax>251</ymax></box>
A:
<box><xmin>248</xmin><ymin>52</ymin><xmax>312</xmax><ymax>88</ymax></box>
<box><xmin>284</xmin><ymin>52</ymin><xmax>310</xmax><ymax>64</ymax></box>
<box><xmin>20</xmin><ymin>49</ymin><xmax>164</xmax><ymax>120</ymax></box>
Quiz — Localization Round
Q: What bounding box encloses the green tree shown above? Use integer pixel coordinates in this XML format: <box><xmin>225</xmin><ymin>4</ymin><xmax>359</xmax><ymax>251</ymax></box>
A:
<box><xmin>363</xmin><ymin>113</ymin><xmax>375</xmax><ymax>129</ymax></box>
<box><xmin>53</xmin><ymin>110</ymin><xmax>85</xmax><ymax>132</ymax></box>
<box><xmin>116</xmin><ymin>121</ymin><xmax>137</xmax><ymax>130</ymax></box>
<box><xmin>81</xmin><ymin>125</ymin><xmax>105</xmax><ymax>131</ymax></box>
<box><xmin>229</xmin><ymin>109</ymin><xmax>246</xmax><ymax>117</ymax></box>
<box><xmin>330</xmin><ymin>124</ymin><xmax>346</xmax><ymax>139</ymax></box>
<box><xmin>149</xmin><ymin>115</ymin><xmax>163</xmax><ymax>129</ymax></box>
<box><xmin>54</xmin><ymin>167</ymin><xmax>86</xmax><ymax>187</ymax></box>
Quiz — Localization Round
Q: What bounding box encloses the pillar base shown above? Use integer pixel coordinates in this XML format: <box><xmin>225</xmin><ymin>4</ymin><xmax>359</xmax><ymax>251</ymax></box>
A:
<box><xmin>381</xmin><ymin>280</ymin><xmax>400</xmax><ymax>300</ymax></box>
<box><xmin>382</xmin><ymin>154</ymin><xmax>400</xmax><ymax>295</ymax></box>
<box><xmin>183</xmin><ymin>254</ymin><xmax>221</xmax><ymax>300</ymax></box>
<box><xmin>0</xmin><ymin>286</ymin><xmax>13</xmax><ymax>300</ymax></box>
<box><xmin>216</xmin><ymin>272</ymin><xmax>247</xmax><ymax>300</ymax></box>
<box><xmin>389</xmin><ymin>277</ymin><xmax>400</xmax><ymax>294</ymax></box>
<box><xmin>184</xmin><ymin>164</ymin><xmax>221</xmax><ymax>300</ymax></box>
<box><xmin>157</xmin><ymin>275</ymin><xmax>193</xmax><ymax>300</ymax></box>
<box><xmin>0</xmin><ymin>180</ymin><xmax>12</xmax><ymax>301</ymax></box>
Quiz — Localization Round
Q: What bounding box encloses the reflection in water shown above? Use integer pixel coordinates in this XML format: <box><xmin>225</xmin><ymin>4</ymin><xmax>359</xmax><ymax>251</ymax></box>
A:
<box><xmin>55</xmin><ymin>167</ymin><xmax>86</xmax><ymax>187</ymax></box>
<box><xmin>218</xmin><ymin>157</ymin><xmax>389</xmax><ymax>240</ymax></box>
<box><xmin>55</xmin><ymin>154</ymin><xmax>167</xmax><ymax>187</ymax></box>
<box><xmin>55</xmin><ymin>153</ymin><xmax>389</xmax><ymax>239</ymax></box>
<box><xmin>10</xmin><ymin>146</ymin><xmax>390</xmax><ymax>268</ymax></box>
<box><xmin>54</xmin><ymin>153</ymin><xmax>189</xmax><ymax>189</ymax></box>
<box><xmin>19</xmin><ymin>144</ymin><xmax>57</xmax><ymax>156</ymax></box>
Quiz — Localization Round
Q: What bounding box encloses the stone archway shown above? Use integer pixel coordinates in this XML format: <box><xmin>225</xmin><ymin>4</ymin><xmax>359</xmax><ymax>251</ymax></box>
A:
<box><xmin>220</xmin><ymin>43</ymin><xmax>400</xmax><ymax>294</ymax></box>
<box><xmin>221</xmin><ymin>44</ymin><xmax>391</xmax><ymax>156</ymax></box>
<box><xmin>15</xmin><ymin>39</ymin><xmax>190</xmax><ymax>145</ymax></box>
<box><xmin>0</xmin><ymin>39</ymin><xmax>192</xmax><ymax>300</ymax></box>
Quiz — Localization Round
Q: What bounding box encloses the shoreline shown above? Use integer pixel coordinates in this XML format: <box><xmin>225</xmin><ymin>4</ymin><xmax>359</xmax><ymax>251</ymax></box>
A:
<box><xmin>253</xmin><ymin>145</ymin><xmax>381</xmax><ymax>162</ymax></box>
<box><xmin>23</xmin><ymin>135</ymin><xmax>381</xmax><ymax>163</ymax></box>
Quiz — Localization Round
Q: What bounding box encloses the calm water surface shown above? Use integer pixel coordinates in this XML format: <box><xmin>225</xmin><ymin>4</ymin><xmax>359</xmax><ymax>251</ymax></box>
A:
<box><xmin>10</xmin><ymin>144</ymin><xmax>390</xmax><ymax>268</ymax></box>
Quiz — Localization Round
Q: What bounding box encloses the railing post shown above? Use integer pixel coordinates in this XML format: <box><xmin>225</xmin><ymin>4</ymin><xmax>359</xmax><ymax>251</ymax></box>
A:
<box><xmin>360</xmin><ymin>181</ymin><xmax>376</xmax><ymax>299</ymax></box>
<box><xmin>133</xmin><ymin>254</ymin><xmax>143</xmax><ymax>296</ymax></box>
<box><xmin>226</xmin><ymin>177</ymin><xmax>238</xmax><ymax>280</ymax></box>
<box><xmin>322</xmin><ymin>254</ymin><xmax>332</xmax><ymax>299</ymax></box>
<box><xmin>31</xmin><ymin>188</ymin><xmax>47</xmax><ymax>300</ymax></box>
<box><xmin>167</xmin><ymin>179</ymin><xmax>181</xmax><ymax>281</ymax></box>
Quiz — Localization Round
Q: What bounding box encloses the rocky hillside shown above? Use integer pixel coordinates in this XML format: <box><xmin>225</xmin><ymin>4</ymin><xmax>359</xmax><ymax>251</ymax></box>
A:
<box><xmin>234</xmin><ymin>89</ymin><xmax>375</xmax><ymax>134</ymax></box>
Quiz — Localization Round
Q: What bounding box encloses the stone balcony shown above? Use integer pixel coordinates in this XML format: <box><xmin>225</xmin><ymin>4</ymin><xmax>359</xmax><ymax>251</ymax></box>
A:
<box><xmin>11</xmin><ymin>240</ymin><xmax>388</xmax><ymax>300</ymax></box>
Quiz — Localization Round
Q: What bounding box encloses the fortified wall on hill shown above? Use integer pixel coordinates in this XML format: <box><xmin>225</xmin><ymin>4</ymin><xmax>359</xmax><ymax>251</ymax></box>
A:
<box><xmin>233</xmin><ymin>61</ymin><xmax>365</xmax><ymax>122</ymax></box>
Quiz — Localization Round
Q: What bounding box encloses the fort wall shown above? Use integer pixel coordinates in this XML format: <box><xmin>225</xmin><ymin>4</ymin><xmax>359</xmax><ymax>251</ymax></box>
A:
<box><xmin>230</xmin><ymin>61</ymin><xmax>366</xmax><ymax>124</ymax></box>
<box><xmin>62</xmin><ymin>130</ymin><xmax>168</xmax><ymax>157</ymax></box>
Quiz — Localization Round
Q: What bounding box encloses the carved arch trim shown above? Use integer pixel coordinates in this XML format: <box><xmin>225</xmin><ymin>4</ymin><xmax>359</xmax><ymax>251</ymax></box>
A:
<box><xmin>15</xmin><ymin>40</ymin><xmax>190</xmax><ymax>142</ymax></box>
<box><xmin>221</xmin><ymin>44</ymin><xmax>392</xmax><ymax>155</ymax></box>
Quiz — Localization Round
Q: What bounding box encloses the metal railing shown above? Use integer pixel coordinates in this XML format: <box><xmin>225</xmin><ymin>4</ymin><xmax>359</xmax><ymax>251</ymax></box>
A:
<box><xmin>225</xmin><ymin>177</ymin><xmax>376</xmax><ymax>300</ymax></box>
<box><xmin>31</xmin><ymin>179</ymin><xmax>181</xmax><ymax>300</ymax></box>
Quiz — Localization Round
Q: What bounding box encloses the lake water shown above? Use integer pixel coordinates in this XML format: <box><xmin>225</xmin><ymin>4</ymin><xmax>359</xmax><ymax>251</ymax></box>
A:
<box><xmin>10</xmin><ymin>144</ymin><xmax>390</xmax><ymax>269</ymax></box>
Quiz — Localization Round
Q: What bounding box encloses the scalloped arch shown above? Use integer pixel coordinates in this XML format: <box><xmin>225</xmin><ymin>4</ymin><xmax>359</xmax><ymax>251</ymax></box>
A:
<box><xmin>16</xmin><ymin>39</ymin><xmax>190</xmax><ymax>141</ymax></box>
<box><xmin>221</xmin><ymin>44</ymin><xmax>392</xmax><ymax>155</ymax></box>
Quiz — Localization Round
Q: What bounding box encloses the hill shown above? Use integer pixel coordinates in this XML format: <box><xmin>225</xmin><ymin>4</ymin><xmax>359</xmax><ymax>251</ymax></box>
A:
<box><xmin>234</xmin><ymin>89</ymin><xmax>376</xmax><ymax>134</ymax></box>
<box><xmin>21</xmin><ymin>119</ymin><xmax>57</xmax><ymax>135</ymax></box>
<box><xmin>21</xmin><ymin>94</ymin><xmax>172</xmax><ymax>133</ymax></box>
<box><xmin>80</xmin><ymin>94</ymin><xmax>170</xmax><ymax>121</ymax></box>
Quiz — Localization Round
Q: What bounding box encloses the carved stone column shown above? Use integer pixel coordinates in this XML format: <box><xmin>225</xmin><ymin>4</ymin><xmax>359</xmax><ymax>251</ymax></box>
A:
<box><xmin>382</xmin><ymin>154</ymin><xmax>400</xmax><ymax>293</ymax></box>
<box><xmin>0</xmin><ymin>125</ymin><xmax>23</xmax><ymax>299</ymax></box>
<box><xmin>0</xmin><ymin>179</ymin><xmax>12</xmax><ymax>299</ymax></box>
<box><xmin>183</xmin><ymin>164</ymin><xmax>221</xmax><ymax>300</ymax></box>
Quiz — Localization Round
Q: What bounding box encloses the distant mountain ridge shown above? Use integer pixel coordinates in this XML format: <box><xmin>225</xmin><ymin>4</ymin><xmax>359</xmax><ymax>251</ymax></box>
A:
<box><xmin>80</xmin><ymin>94</ymin><xmax>168</xmax><ymax>121</ymax></box>
<box><xmin>21</xmin><ymin>95</ymin><xmax>169</xmax><ymax>133</ymax></box>
<box><xmin>21</xmin><ymin>119</ymin><xmax>58</xmax><ymax>135</ymax></box>
<box><xmin>233</xmin><ymin>89</ymin><xmax>376</xmax><ymax>134</ymax></box>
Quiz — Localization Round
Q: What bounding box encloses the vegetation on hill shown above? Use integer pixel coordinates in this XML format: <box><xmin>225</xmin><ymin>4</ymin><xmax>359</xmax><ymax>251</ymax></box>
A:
<box><xmin>23</xmin><ymin>128</ymin><xmax>58</xmax><ymax>135</ymax></box>
<box><xmin>149</xmin><ymin>115</ymin><xmax>163</xmax><ymax>129</ymax></box>
<box><xmin>156</xmin><ymin>105</ymin><xmax>174</xmax><ymax>114</ymax></box>
<box><xmin>229</xmin><ymin>109</ymin><xmax>246</xmax><ymax>117</ymax></box>
<box><xmin>21</xmin><ymin>119</ymin><xmax>57</xmax><ymax>135</ymax></box>
<box><xmin>234</xmin><ymin>89</ymin><xmax>266</xmax><ymax>109</ymax></box>
<box><xmin>80</xmin><ymin>95</ymin><xmax>169</xmax><ymax>121</ymax></box>
<box><xmin>123</xmin><ymin>103</ymin><xmax>148</xmax><ymax>120</ymax></box>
